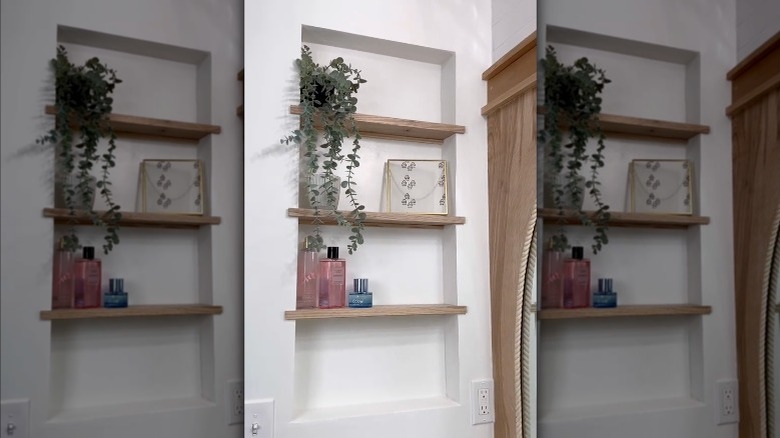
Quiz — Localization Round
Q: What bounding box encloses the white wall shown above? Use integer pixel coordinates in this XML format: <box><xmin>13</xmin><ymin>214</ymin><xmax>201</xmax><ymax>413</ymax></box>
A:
<box><xmin>492</xmin><ymin>0</ymin><xmax>536</xmax><ymax>60</ymax></box>
<box><xmin>736</xmin><ymin>0</ymin><xmax>780</xmax><ymax>60</ymax></box>
<box><xmin>243</xmin><ymin>1</ymin><xmax>511</xmax><ymax>437</ymax></box>
<box><xmin>0</xmin><ymin>1</ymin><xmax>243</xmax><ymax>437</ymax></box>
<box><xmin>538</xmin><ymin>1</ymin><xmax>737</xmax><ymax>437</ymax></box>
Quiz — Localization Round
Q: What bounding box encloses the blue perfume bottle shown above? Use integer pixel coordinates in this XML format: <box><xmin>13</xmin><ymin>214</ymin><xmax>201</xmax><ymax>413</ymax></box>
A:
<box><xmin>104</xmin><ymin>278</ymin><xmax>129</xmax><ymax>308</ymax></box>
<box><xmin>348</xmin><ymin>278</ymin><xmax>373</xmax><ymax>308</ymax></box>
<box><xmin>592</xmin><ymin>278</ymin><xmax>617</xmax><ymax>308</ymax></box>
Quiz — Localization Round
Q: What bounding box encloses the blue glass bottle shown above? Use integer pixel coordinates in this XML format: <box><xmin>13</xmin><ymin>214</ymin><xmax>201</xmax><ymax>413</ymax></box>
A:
<box><xmin>592</xmin><ymin>278</ymin><xmax>617</xmax><ymax>308</ymax></box>
<box><xmin>348</xmin><ymin>278</ymin><xmax>373</xmax><ymax>308</ymax></box>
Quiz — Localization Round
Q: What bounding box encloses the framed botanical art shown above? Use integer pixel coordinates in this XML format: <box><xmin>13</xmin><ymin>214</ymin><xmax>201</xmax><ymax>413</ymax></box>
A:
<box><xmin>385</xmin><ymin>159</ymin><xmax>448</xmax><ymax>215</ymax></box>
<box><xmin>629</xmin><ymin>159</ymin><xmax>693</xmax><ymax>215</ymax></box>
<box><xmin>140</xmin><ymin>159</ymin><xmax>204</xmax><ymax>215</ymax></box>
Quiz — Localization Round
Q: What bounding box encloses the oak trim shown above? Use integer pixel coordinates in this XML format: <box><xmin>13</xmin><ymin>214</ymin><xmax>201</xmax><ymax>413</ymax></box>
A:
<box><xmin>482</xmin><ymin>74</ymin><xmax>537</xmax><ymax>116</ymax></box>
<box><xmin>45</xmin><ymin>105</ymin><xmax>221</xmax><ymax>141</ymax></box>
<box><xmin>284</xmin><ymin>304</ymin><xmax>467</xmax><ymax>320</ymax></box>
<box><xmin>727</xmin><ymin>31</ymin><xmax>780</xmax><ymax>81</ymax></box>
<box><xmin>537</xmin><ymin>304</ymin><xmax>712</xmax><ymax>320</ymax></box>
<box><xmin>287</xmin><ymin>208</ymin><xmax>465</xmax><ymax>229</ymax></box>
<box><xmin>726</xmin><ymin>72</ymin><xmax>780</xmax><ymax>116</ymax></box>
<box><xmin>43</xmin><ymin>208</ymin><xmax>221</xmax><ymax>229</ymax></box>
<box><xmin>289</xmin><ymin>105</ymin><xmax>465</xmax><ymax>144</ymax></box>
<box><xmin>483</xmin><ymin>31</ymin><xmax>537</xmax><ymax>80</ymax></box>
<box><xmin>538</xmin><ymin>208</ymin><xmax>710</xmax><ymax>229</ymax></box>
<box><xmin>41</xmin><ymin>305</ymin><xmax>223</xmax><ymax>320</ymax></box>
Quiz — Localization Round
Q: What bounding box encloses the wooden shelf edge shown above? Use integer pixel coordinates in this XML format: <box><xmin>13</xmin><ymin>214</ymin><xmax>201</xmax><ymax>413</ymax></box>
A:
<box><xmin>538</xmin><ymin>208</ymin><xmax>710</xmax><ymax>229</ymax></box>
<box><xmin>45</xmin><ymin>105</ymin><xmax>221</xmax><ymax>141</ymax></box>
<box><xmin>537</xmin><ymin>106</ymin><xmax>710</xmax><ymax>141</ymax></box>
<box><xmin>284</xmin><ymin>304</ymin><xmax>467</xmax><ymax>320</ymax></box>
<box><xmin>482</xmin><ymin>31</ymin><xmax>537</xmax><ymax>80</ymax></box>
<box><xmin>43</xmin><ymin>208</ymin><xmax>221</xmax><ymax>229</ymax></box>
<box><xmin>481</xmin><ymin>74</ymin><xmax>537</xmax><ymax>116</ymax></box>
<box><xmin>289</xmin><ymin>105</ymin><xmax>465</xmax><ymax>143</ymax></box>
<box><xmin>537</xmin><ymin>304</ymin><xmax>712</xmax><ymax>320</ymax></box>
<box><xmin>287</xmin><ymin>208</ymin><xmax>465</xmax><ymax>228</ymax></box>
<box><xmin>40</xmin><ymin>304</ymin><xmax>223</xmax><ymax>320</ymax></box>
<box><xmin>727</xmin><ymin>30</ymin><xmax>780</xmax><ymax>80</ymax></box>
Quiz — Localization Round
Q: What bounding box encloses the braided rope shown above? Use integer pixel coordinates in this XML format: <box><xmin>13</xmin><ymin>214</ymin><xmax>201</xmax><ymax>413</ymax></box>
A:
<box><xmin>515</xmin><ymin>204</ymin><xmax>538</xmax><ymax>437</ymax></box>
<box><xmin>764</xmin><ymin>203</ymin><xmax>780</xmax><ymax>437</ymax></box>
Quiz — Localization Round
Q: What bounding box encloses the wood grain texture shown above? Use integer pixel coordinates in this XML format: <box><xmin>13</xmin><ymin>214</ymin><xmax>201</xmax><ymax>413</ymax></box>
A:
<box><xmin>537</xmin><ymin>106</ymin><xmax>709</xmax><ymax>141</ymax></box>
<box><xmin>727</xmin><ymin>72</ymin><xmax>780</xmax><ymax>116</ymax></box>
<box><xmin>287</xmin><ymin>208</ymin><xmax>465</xmax><ymax>229</ymax></box>
<box><xmin>485</xmin><ymin>35</ymin><xmax>537</xmax><ymax>103</ymax></box>
<box><xmin>538</xmin><ymin>208</ymin><xmax>710</xmax><ymax>229</ymax></box>
<box><xmin>732</xmin><ymin>82</ymin><xmax>780</xmax><ymax>438</ymax></box>
<box><xmin>40</xmin><ymin>305</ymin><xmax>223</xmax><ymax>320</ymax></box>
<box><xmin>537</xmin><ymin>304</ymin><xmax>712</xmax><ymax>320</ymax></box>
<box><xmin>289</xmin><ymin>105</ymin><xmax>465</xmax><ymax>144</ymax></box>
<box><xmin>730</xmin><ymin>33</ymin><xmax>780</xmax><ymax>106</ymax></box>
<box><xmin>482</xmin><ymin>74</ymin><xmax>537</xmax><ymax>116</ymax></box>
<box><xmin>43</xmin><ymin>208</ymin><xmax>221</xmax><ymax>229</ymax></box>
<box><xmin>45</xmin><ymin>105</ymin><xmax>221</xmax><ymax>141</ymax></box>
<box><xmin>284</xmin><ymin>304</ymin><xmax>467</xmax><ymax>320</ymax></box>
<box><xmin>487</xmin><ymin>89</ymin><xmax>537</xmax><ymax>438</ymax></box>
<box><xmin>483</xmin><ymin>31</ymin><xmax>537</xmax><ymax>80</ymax></box>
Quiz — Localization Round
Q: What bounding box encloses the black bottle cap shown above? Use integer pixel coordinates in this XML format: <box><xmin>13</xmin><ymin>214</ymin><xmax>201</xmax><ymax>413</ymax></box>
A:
<box><xmin>327</xmin><ymin>247</ymin><xmax>339</xmax><ymax>259</ymax></box>
<box><xmin>82</xmin><ymin>246</ymin><xmax>95</xmax><ymax>260</ymax></box>
<box><xmin>571</xmin><ymin>246</ymin><xmax>584</xmax><ymax>260</ymax></box>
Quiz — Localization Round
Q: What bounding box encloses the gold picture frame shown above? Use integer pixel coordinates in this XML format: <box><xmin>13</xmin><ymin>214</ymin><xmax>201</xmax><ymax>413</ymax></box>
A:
<box><xmin>629</xmin><ymin>159</ymin><xmax>694</xmax><ymax>215</ymax></box>
<box><xmin>384</xmin><ymin>159</ymin><xmax>448</xmax><ymax>215</ymax></box>
<box><xmin>140</xmin><ymin>159</ymin><xmax>205</xmax><ymax>215</ymax></box>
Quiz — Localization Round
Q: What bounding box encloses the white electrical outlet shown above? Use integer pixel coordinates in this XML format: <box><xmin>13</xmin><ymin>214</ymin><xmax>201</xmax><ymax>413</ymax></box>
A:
<box><xmin>245</xmin><ymin>399</ymin><xmax>274</xmax><ymax>438</ymax></box>
<box><xmin>471</xmin><ymin>379</ymin><xmax>495</xmax><ymax>424</ymax></box>
<box><xmin>226</xmin><ymin>380</ymin><xmax>244</xmax><ymax>425</ymax></box>
<box><xmin>1</xmin><ymin>399</ymin><xmax>30</xmax><ymax>438</ymax></box>
<box><xmin>716</xmin><ymin>379</ymin><xmax>739</xmax><ymax>425</ymax></box>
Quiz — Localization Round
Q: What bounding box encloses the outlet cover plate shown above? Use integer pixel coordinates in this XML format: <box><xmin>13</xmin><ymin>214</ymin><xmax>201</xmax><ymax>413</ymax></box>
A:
<box><xmin>245</xmin><ymin>399</ymin><xmax>274</xmax><ymax>438</ymax></box>
<box><xmin>226</xmin><ymin>380</ymin><xmax>244</xmax><ymax>425</ymax></box>
<box><xmin>716</xmin><ymin>379</ymin><xmax>739</xmax><ymax>425</ymax></box>
<box><xmin>471</xmin><ymin>379</ymin><xmax>495</xmax><ymax>425</ymax></box>
<box><xmin>1</xmin><ymin>399</ymin><xmax>30</xmax><ymax>438</ymax></box>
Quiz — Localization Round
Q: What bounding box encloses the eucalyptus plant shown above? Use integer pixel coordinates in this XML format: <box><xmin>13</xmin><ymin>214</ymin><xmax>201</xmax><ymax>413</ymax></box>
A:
<box><xmin>539</xmin><ymin>46</ymin><xmax>611</xmax><ymax>254</ymax></box>
<box><xmin>282</xmin><ymin>45</ymin><xmax>367</xmax><ymax>254</ymax></box>
<box><xmin>37</xmin><ymin>45</ymin><xmax>122</xmax><ymax>254</ymax></box>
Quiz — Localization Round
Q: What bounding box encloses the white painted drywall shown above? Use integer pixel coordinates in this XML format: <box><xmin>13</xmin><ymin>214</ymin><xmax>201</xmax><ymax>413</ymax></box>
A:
<box><xmin>243</xmin><ymin>1</ymin><xmax>512</xmax><ymax>437</ymax></box>
<box><xmin>492</xmin><ymin>0</ymin><xmax>536</xmax><ymax>61</ymax></box>
<box><xmin>0</xmin><ymin>1</ymin><xmax>243</xmax><ymax>437</ymax></box>
<box><xmin>537</xmin><ymin>1</ymin><xmax>738</xmax><ymax>437</ymax></box>
<box><xmin>736</xmin><ymin>0</ymin><xmax>780</xmax><ymax>60</ymax></box>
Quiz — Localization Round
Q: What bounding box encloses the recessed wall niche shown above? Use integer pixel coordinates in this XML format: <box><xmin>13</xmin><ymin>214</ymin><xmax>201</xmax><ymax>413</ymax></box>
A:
<box><xmin>289</xmin><ymin>26</ymin><xmax>464</xmax><ymax>420</ymax></box>
<box><xmin>46</xmin><ymin>26</ymin><xmax>220</xmax><ymax>419</ymax></box>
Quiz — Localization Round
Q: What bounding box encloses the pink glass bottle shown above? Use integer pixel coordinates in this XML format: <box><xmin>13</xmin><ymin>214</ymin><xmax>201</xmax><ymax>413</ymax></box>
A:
<box><xmin>563</xmin><ymin>246</ymin><xmax>591</xmax><ymax>308</ymax></box>
<box><xmin>541</xmin><ymin>241</ymin><xmax>565</xmax><ymax>308</ymax></box>
<box><xmin>74</xmin><ymin>246</ymin><xmax>102</xmax><ymax>308</ymax></box>
<box><xmin>52</xmin><ymin>238</ymin><xmax>75</xmax><ymax>309</ymax></box>
<box><xmin>296</xmin><ymin>237</ymin><xmax>319</xmax><ymax>309</ymax></box>
<box><xmin>319</xmin><ymin>246</ymin><xmax>346</xmax><ymax>308</ymax></box>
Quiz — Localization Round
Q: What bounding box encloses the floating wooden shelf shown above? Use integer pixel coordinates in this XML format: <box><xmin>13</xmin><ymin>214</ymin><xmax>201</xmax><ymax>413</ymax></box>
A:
<box><xmin>45</xmin><ymin>105</ymin><xmax>221</xmax><ymax>142</ymax></box>
<box><xmin>284</xmin><ymin>304</ymin><xmax>467</xmax><ymax>320</ymax></box>
<box><xmin>289</xmin><ymin>105</ymin><xmax>465</xmax><ymax>144</ymax></box>
<box><xmin>40</xmin><ymin>304</ymin><xmax>223</xmax><ymax>320</ymax></box>
<box><xmin>538</xmin><ymin>106</ymin><xmax>709</xmax><ymax>141</ymax></box>
<box><xmin>536</xmin><ymin>304</ymin><xmax>712</xmax><ymax>320</ymax></box>
<box><xmin>43</xmin><ymin>208</ymin><xmax>221</xmax><ymax>229</ymax></box>
<box><xmin>538</xmin><ymin>208</ymin><xmax>710</xmax><ymax>229</ymax></box>
<box><xmin>287</xmin><ymin>208</ymin><xmax>465</xmax><ymax>229</ymax></box>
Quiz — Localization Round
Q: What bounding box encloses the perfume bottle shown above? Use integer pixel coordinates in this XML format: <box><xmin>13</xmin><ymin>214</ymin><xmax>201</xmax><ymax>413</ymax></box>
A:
<box><xmin>592</xmin><ymin>278</ymin><xmax>617</xmax><ymax>308</ymax></box>
<box><xmin>296</xmin><ymin>237</ymin><xmax>319</xmax><ymax>309</ymax></box>
<box><xmin>541</xmin><ymin>240</ymin><xmax>565</xmax><ymax>308</ymax></box>
<box><xmin>74</xmin><ymin>246</ymin><xmax>102</xmax><ymax>309</ymax></box>
<box><xmin>348</xmin><ymin>278</ymin><xmax>373</xmax><ymax>308</ymax></box>
<box><xmin>319</xmin><ymin>247</ymin><xmax>346</xmax><ymax>308</ymax></box>
<box><xmin>52</xmin><ymin>238</ymin><xmax>75</xmax><ymax>309</ymax></box>
<box><xmin>104</xmin><ymin>278</ymin><xmax>129</xmax><ymax>308</ymax></box>
<box><xmin>563</xmin><ymin>246</ymin><xmax>590</xmax><ymax>308</ymax></box>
